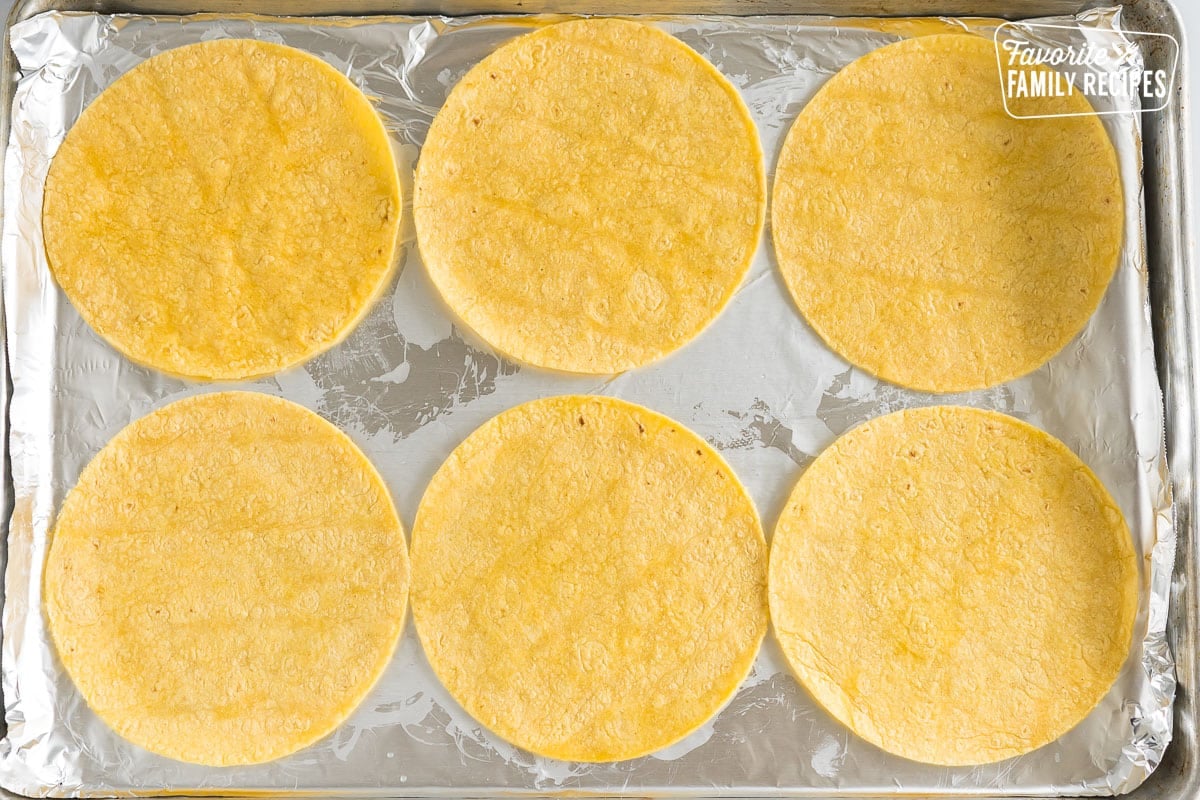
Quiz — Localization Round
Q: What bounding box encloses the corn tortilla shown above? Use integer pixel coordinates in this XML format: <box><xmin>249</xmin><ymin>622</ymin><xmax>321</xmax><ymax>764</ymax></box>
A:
<box><xmin>769</xmin><ymin>405</ymin><xmax>1138</xmax><ymax>765</ymax></box>
<box><xmin>414</xmin><ymin>19</ymin><xmax>765</xmax><ymax>374</ymax></box>
<box><xmin>411</xmin><ymin>395</ymin><xmax>768</xmax><ymax>761</ymax></box>
<box><xmin>42</xmin><ymin>39</ymin><xmax>402</xmax><ymax>381</ymax></box>
<box><xmin>771</xmin><ymin>34</ymin><xmax>1124</xmax><ymax>392</ymax></box>
<box><xmin>44</xmin><ymin>392</ymin><xmax>409</xmax><ymax>766</ymax></box>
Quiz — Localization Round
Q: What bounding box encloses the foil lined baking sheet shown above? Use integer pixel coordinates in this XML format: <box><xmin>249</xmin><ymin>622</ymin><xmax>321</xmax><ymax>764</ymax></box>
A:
<box><xmin>0</xmin><ymin>6</ymin><xmax>1176</xmax><ymax>797</ymax></box>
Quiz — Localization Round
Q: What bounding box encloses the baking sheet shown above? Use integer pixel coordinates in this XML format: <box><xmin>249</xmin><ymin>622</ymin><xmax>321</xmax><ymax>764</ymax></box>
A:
<box><xmin>0</xmin><ymin>6</ymin><xmax>1175</xmax><ymax>797</ymax></box>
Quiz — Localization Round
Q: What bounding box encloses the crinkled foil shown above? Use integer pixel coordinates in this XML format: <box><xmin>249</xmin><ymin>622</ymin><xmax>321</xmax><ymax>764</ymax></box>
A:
<box><xmin>0</xmin><ymin>5</ymin><xmax>1176</xmax><ymax>797</ymax></box>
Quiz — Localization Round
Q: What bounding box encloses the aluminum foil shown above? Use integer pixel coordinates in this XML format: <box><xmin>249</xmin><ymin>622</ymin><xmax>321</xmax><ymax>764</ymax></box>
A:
<box><xmin>0</xmin><ymin>6</ymin><xmax>1175</xmax><ymax>797</ymax></box>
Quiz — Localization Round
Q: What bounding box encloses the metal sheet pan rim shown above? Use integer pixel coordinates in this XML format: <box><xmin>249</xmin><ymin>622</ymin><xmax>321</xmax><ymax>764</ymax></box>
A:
<box><xmin>0</xmin><ymin>1</ymin><xmax>1190</xmax><ymax>800</ymax></box>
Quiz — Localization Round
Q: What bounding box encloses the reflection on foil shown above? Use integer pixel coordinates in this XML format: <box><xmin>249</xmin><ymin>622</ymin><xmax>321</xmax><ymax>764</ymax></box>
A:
<box><xmin>0</xmin><ymin>5</ymin><xmax>1175</xmax><ymax>798</ymax></box>
<box><xmin>715</xmin><ymin>398</ymin><xmax>810</xmax><ymax>467</ymax></box>
<box><xmin>308</xmin><ymin>299</ymin><xmax>520</xmax><ymax>442</ymax></box>
<box><xmin>814</xmin><ymin>368</ymin><xmax>1020</xmax><ymax>436</ymax></box>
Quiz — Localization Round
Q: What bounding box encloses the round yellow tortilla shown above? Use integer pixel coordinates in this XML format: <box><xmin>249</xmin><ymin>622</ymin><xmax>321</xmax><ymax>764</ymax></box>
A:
<box><xmin>43</xmin><ymin>40</ymin><xmax>402</xmax><ymax>381</ymax></box>
<box><xmin>769</xmin><ymin>406</ymin><xmax>1138</xmax><ymax>765</ymax></box>
<box><xmin>411</xmin><ymin>395</ymin><xmax>768</xmax><ymax>761</ymax></box>
<box><xmin>44</xmin><ymin>392</ymin><xmax>409</xmax><ymax>766</ymax></box>
<box><xmin>413</xmin><ymin>19</ymin><xmax>765</xmax><ymax>375</ymax></box>
<box><xmin>771</xmin><ymin>34</ymin><xmax>1124</xmax><ymax>393</ymax></box>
